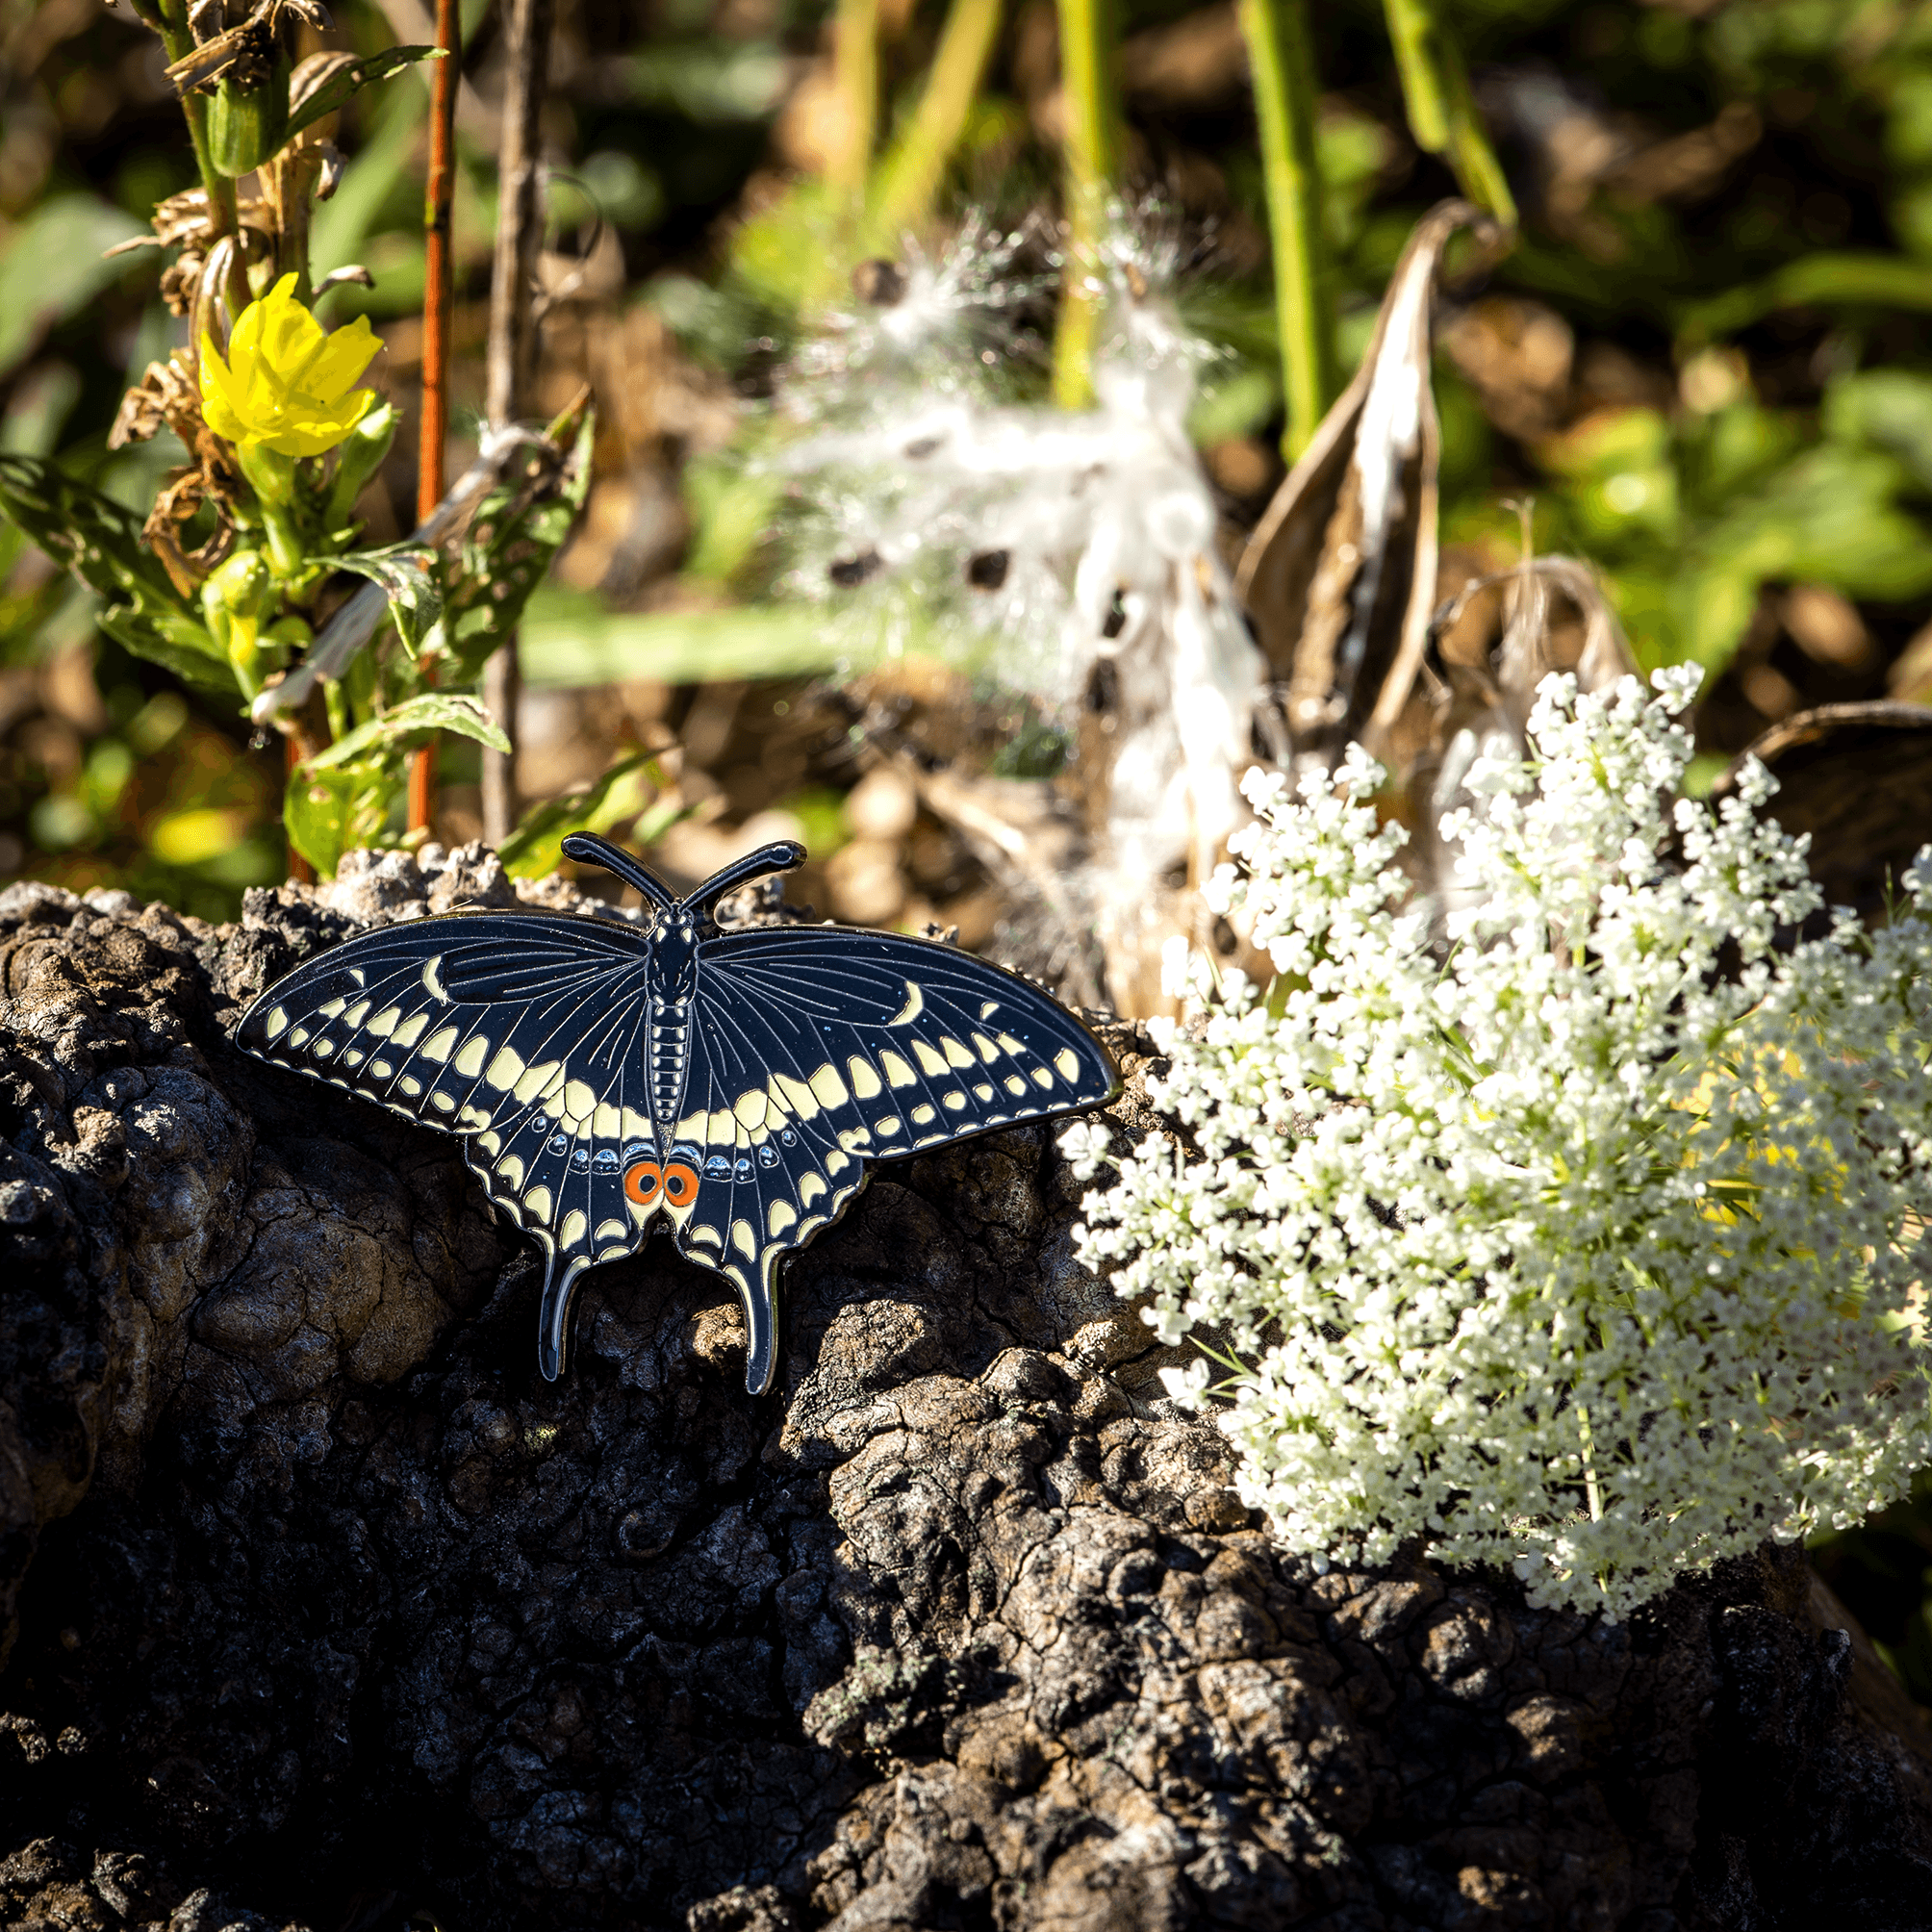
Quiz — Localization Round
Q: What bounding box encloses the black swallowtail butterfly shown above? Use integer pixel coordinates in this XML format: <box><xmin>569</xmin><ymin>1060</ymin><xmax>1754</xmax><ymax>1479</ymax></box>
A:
<box><xmin>234</xmin><ymin>834</ymin><xmax>1119</xmax><ymax>1392</ymax></box>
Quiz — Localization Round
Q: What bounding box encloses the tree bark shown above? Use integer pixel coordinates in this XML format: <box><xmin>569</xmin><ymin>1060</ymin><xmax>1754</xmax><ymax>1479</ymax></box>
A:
<box><xmin>1</xmin><ymin>859</ymin><xmax>1929</xmax><ymax>1931</ymax></box>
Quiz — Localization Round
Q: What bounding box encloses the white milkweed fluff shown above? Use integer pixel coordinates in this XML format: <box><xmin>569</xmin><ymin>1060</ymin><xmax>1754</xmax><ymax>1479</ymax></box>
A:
<box><xmin>1065</xmin><ymin>668</ymin><xmax>1932</xmax><ymax>1618</ymax></box>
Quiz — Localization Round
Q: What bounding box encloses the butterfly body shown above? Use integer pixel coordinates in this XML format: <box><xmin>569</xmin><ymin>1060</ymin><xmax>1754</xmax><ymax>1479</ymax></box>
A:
<box><xmin>234</xmin><ymin>836</ymin><xmax>1118</xmax><ymax>1393</ymax></box>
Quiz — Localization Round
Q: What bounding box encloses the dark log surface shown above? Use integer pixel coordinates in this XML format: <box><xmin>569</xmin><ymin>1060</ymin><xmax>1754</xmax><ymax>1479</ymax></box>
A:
<box><xmin>3</xmin><ymin>846</ymin><xmax>1931</xmax><ymax>1932</ymax></box>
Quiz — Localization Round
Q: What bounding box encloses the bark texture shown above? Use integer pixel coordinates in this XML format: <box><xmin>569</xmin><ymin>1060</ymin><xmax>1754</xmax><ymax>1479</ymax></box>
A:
<box><xmin>1</xmin><ymin>851</ymin><xmax>1930</xmax><ymax>1932</ymax></box>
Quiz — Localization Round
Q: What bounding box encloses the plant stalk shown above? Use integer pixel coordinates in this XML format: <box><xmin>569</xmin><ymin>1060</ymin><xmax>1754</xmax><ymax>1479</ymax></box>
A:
<box><xmin>155</xmin><ymin>0</ymin><xmax>238</xmax><ymax>237</ymax></box>
<box><xmin>480</xmin><ymin>0</ymin><xmax>556</xmax><ymax>849</ymax></box>
<box><xmin>1381</xmin><ymin>0</ymin><xmax>1516</xmax><ymax>227</ymax></box>
<box><xmin>1052</xmin><ymin>0</ymin><xmax>1122</xmax><ymax>408</ymax></box>
<box><xmin>1238</xmin><ymin>0</ymin><xmax>1335</xmax><ymax>457</ymax></box>
<box><xmin>866</xmin><ymin>0</ymin><xmax>1004</xmax><ymax>251</ymax></box>
<box><xmin>831</xmin><ymin>0</ymin><xmax>883</xmax><ymax>213</ymax></box>
<box><xmin>409</xmin><ymin>0</ymin><xmax>462</xmax><ymax>840</ymax></box>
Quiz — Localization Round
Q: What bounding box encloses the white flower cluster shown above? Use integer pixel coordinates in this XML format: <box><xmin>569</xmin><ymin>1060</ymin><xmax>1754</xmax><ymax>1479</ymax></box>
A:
<box><xmin>1064</xmin><ymin>669</ymin><xmax>1932</xmax><ymax>1617</ymax></box>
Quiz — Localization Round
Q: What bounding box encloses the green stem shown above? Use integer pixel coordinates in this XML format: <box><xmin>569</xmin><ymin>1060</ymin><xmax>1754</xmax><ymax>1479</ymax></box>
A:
<box><xmin>1576</xmin><ymin>1402</ymin><xmax>1604</xmax><ymax>1522</ymax></box>
<box><xmin>155</xmin><ymin>0</ymin><xmax>238</xmax><ymax>236</ymax></box>
<box><xmin>866</xmin><ymin>0</ymin><xmax>1004</xmax><ymax>251</ymax></box>
<box><xmin>831</xmin><ymin>0</ymin><xmax>883</xmax><ymax>214</ymax></box>
<box><xmin>1237</xmin><ymin>0</ymin><xmax>1335</xmax><ymax>459</ymax></box>
<box><xmin>1053</xmin><ymin>0</ymin><xmax>1122</xmax><ymax>408</ymax></box>
<box><xmin>1381</xmin><ymin>0</ymin><xmax>1516</xmax><ymax>227</ymax></box>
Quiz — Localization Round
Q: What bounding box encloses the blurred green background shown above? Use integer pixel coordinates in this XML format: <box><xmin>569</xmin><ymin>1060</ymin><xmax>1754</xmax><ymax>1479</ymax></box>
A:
<box><xmin>5</xmin><ymin>0</ymin><xmax>1932</xmax><ymax>1686</ymax></box>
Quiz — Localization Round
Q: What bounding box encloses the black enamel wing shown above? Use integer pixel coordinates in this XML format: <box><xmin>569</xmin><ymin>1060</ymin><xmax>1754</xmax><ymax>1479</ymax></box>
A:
<box><xmin>234</xmin><ymin>835</ymin><xmax>1119</xmax><ymax>1393</ymax></box>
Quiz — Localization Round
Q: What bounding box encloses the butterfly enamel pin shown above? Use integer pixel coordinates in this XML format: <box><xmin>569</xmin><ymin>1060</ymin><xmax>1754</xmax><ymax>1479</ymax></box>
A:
<box><xmin>235</xmin><ymin>834</ymin><xmax>1120</xmax><ymax>1393</ymax></box>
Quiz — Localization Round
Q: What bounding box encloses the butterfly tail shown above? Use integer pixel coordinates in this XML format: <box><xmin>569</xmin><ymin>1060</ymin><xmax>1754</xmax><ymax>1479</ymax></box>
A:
<box><xmin>736</xmin><ymin>1250</ymin><xmax>781</xmax><ymax>1397</ymax></box>
<box><xmin>537</xmin><ymin>1251</ymin><xmax>593</xmax><ymax>1380</ymax></box>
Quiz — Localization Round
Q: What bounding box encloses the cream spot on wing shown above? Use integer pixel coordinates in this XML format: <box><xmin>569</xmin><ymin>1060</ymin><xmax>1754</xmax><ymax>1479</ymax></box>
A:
<box><xmin>773</xmin><ymin>1072</ymin><xmax>821</xmax><ymax>1119</ymax></box>
<box><xmin>915</xmin><ymin>1132</ymin><xmax>947</xmax><ymax>1148</ymax></box>
<box><xmin>596</xmin><ymin>1218</ymin><xmax>627</xmax><ymax>1245</ymax></box>
<box><xmin>344</xmin><ymin>1000</ymin><xmax>370</xmax><ymax>1028</ymax></box>
<box><xmin>474</xmin><ymin>1131</ymin><xmax>501</xmax><ymax>1156</ymax></box>
<box><xmin>421</xmin><ymin>956</ymin><xmax>448</xmax><ymax>1002</ymax></box>
<box><xmin>979</xmin><ymin>1002</ymin><xmax>999</xmax><ymax>1019</ymax></box>
<box><xmin>997</xmin><ymin>1031</ymin><xmax>1024</xmax><ymax>1055</ymax></box>
<box><xmin>318</xmin><ymin>995</ymin><xmax>347</xmax><ymax>1020</ymax></box>
<box><xmin>593</xmin><ymin>1103</ymin><xmax>623</xmax><ymax>1137</ymax></box>
<box><xmin>265</xmin><ymin>1005</ymin><xmax>289</xmax><ymax>1040</ymax></box>
<box><xmin>1055</xmin><ymin>1048</ymin><xmax>1080</xmax><ymax>1080</ymax></box>
<box><xmin>288</xmin><ymin>1026</ymin><xmax>311</xmax><ymax>1048</ymax></box>
<box><xmin>391</xmin><ymin>1011</ymin><xmax>429</xmax><ymax>1050</ymax></box>
<box><xmin>485</xmin><ymin>1046</ymin><xmax>524</xmax><ymax>1089</ymax></box>
<box><xmin>560</xmin><ymin>1209</ymin><xmax>587</xmax><ymax>1251</ymax></box>
<box><xmin>942</xmin><ymin>1090</ymin><xmax>968</xmax><ymax>1110</ymax></box>
<box><xmin>1005</xmin><ymin>1075</ymin><xmax>1026</xmax><ymax>1096</ymax></box>
<box><xmin>564</xmin><ymin>1079</ymin><xmax>597</xmax><ymax>1121</ymax></box>
<box><xmin>888</xmin><ymin>979</ymin><xmax>924</xmax><ymax>1026</ymax></box>
<box><xmin>342</xmin><ymin>1050</ymin><xmax>364</xmax><ymax>1068</ymax></box>
<box><xmin>732</xmin><ymin>1219</ymin><xmax>755</xmax><ymax>1259</ymax></box>
<box><xmin>974</xmin><ymin>1083</ymin><xmax>993</xmax><ymax>1101</ymax></box>
<box><xmin>430</xmin><ymin>1091</ymin><xmax>456</xmax><ymax>1113</ymax></box>
<box><xmin>523</xmin><ymin>1185</ymin><xmax>552</xmax><ymax>1221</ymax></box>
<box><xmin>984</xmin><ymin>1112</ymin><xmax>1007</xmax><ymax>1125</ymax></box>
<box><xmin>458</xmin><ymin>1105</ymin><xmax>492</xmax><ymax>1130</ymax></box>
<box><xmin>973</xmin><ymin>1033</ymin><xmax>1001</xmax><ymax>1063</ymax></box>
<box><xmin>349</xmin><ymin>968</ymin><xmax>366</xmax><ymax>986</ymax></box>
<box><xmin>768</xmin><ymin>1199</ymin><xmax>798</xmax><ymax>1237</ymax></box>
<box><xmin>688</xmin><ymin>1222</ymin><xmax>722</xmax><ymax>1248</ymax></box>
<box><xmin>735</xmin><ymin>1088</ymin><xmax>769</xmax><ymax>1130</ymax></box>
<box><xmin>514</xmin><ymin>1059</ymin><xmax>561</xmax><ymax>1103</ymax></box>
<box><xmin>875</xmin><ymin>1116</ymin><xmax>902</xmax><ymax>1137</ymax></box>
<box><xmin>825</xmin><ymin>1150</ymin><xmax>850</xmax><ymax>1176</ymax></box>
<box><xmin>675</xmin><ymin>1110</ymin><xmax>707</xmax><ymax>1144</ymax></box>
<box><xmin>709</xmin><ymin>1108</ymin><xmax>738</xmax><ymax>1146</ymax></box>
<box><xmin>800</xmin><ymin>1173</ymin><xmax>826</xmax><ymax>1207</ymax></box>
<box><xmin>598</xmin><ymin>1246</ymin><xmax>628</xmax><ymax>1264</ymax></box>
<box><xmin>371</xmin><ymin>1058</ymin><xmax>393</xmax><ymax>1079</ymax></box>
<box><xmin>453</xmin><ymin>1035</ymin><xmax>490</xmax><ymax>1079</ymax></box>
<box><xmin>879</xmin><ymin>1050</ymin><xmax>917</xmax><ymax>1088</ymax></box>
<box><xmin>419</xmin><ymin>1025</ymin><xmax>460</xmax><ymax>1063</ymax></box>
<box><xmin>809</xmin><ymin>1063</ymin><xmax>849</xmax><ymax>1109</ymax></box>
<box><xmin>911</xmin><ymin>1103</ymin><xmax>936</xmax><ymax>1125</ymax></box>
<box><xmin>623</xmin><ymin>1106</ymin><xmax>653</xmax><ymax>1140</ymax></box>
<box><xmin>847</xmin><ymin>1056</ymin><xmax>882</xmax><ymax>1100</ymax></box>
<box><xmin>397</xmin><ymin>1076</ymin><xmax>421</xmax><ymax>1097</ymax></box>
<box><xmin>838</xmin><ymin>1127</ymin><xmax>872</xmax><ymax>1152</ymax></box>
<box><xmin>1032</xmin><ymin>1066</ymin><xmax>1055</xmax><ymax>1087</ymax></box>
<box><xmin>496</xmin><ymin>1154</ymin><xmax>525</xmax><ymax>1187</ymax></box>
<box><xmin>941</xmin><ymin>1036</ymin><xmax>974</xmax><ymax>1069</ymax></box>
<box><xmin>313</xmin><ymin>1037</ymin><xmax>335</xmax><ymax>1056</ymax></box>
<box><xmin>912</xmin><ymin>1040</ymin><xmax>948</xmax><ymax>1077</ymax></box>
<box><xmin>368</xmin><ymin>1006</ymin><xmax>401</xmax><ymax>1037</ymax></box>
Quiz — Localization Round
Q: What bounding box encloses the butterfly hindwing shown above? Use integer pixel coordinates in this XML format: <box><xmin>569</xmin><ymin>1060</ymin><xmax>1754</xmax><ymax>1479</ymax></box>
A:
<box><xmin>671</xmin><ymin>926</ymin><xmax>1119</xmax><ymax>1390</ymax></box>
<box><xmin>237</xmin><ymin>912</ymin><xmax>671</xmax><ymax>1360</ymax></box>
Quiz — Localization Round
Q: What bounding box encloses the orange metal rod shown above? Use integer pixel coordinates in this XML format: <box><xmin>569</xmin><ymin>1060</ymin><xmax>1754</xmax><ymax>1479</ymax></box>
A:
<box><xmin>408</xmin><ymin>0</ymin><xmax>460</xmax><ymax>838</ymax></box>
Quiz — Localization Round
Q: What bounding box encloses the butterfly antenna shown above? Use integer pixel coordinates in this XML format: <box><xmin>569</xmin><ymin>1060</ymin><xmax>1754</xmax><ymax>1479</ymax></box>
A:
<box><xmin>559</xmin><ymin>832</ymin><xmax>678</xmax><ymax>913</ymax></box>
<box><xmin>686</xmin><ymin>840</ymin><xmax>807</xmax><ymax>915</ymax></box>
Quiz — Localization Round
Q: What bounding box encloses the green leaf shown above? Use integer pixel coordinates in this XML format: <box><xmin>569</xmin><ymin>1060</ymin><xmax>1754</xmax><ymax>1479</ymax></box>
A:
<box><xmin>285</xmin><ymin>46</ymin><xmax>445</xmax><ymax>142</ymax></box>
<box><xmin>0</xmin><ymin>453</ymin><xmax>235</xmax><ymax>697</ymax></box>
<box><xmin>518</xmin><ymin>592</ymin><xmax>847</xmax><ymax>687</ymax></box>
<box><xmin>498</xmin><ymin>751</ymin><xmax>686</xmax><ymax>879</ymax></box>
<box><xmin>1682</xmin><ymin>253</ymin><xmax>1932</xmax><ymax>340</ymax></box>
<box><xmin>284</xmin><ymin>761</ymin><xmax>379</xmax><ymax>877</ymax></box>
<box><xmin>335</xmin><ymin>543</ymin><xmax>443</xmax><ymax>656</ymax></box>
<box><xmin>303</xmin><ymin>691</ymin><xmax>510</xmax><ymax>773</ymax></box>
<box><xmin>441</xmin><ymin>413</ymin><xmax>596</xmax><ymax>686</ymax></box>
<box><xmin>0</xmin><ymin>195</ymin><xmax>145</xmax><ymax>380</ymax></box>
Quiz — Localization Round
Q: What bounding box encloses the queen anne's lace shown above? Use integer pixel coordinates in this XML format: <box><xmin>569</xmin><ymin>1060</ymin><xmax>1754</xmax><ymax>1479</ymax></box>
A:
<box><xmin>1064</xmin><ymin>669</ymin><xmax>1932</xmax><ymax>1617</ymax></box>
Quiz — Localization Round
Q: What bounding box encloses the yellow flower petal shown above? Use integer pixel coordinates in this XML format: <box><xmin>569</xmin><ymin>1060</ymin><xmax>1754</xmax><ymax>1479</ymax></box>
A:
<box><xmin>197</xmin><ymin>275</ymin><xmax>387</xmax><ymax>460</ymax></box>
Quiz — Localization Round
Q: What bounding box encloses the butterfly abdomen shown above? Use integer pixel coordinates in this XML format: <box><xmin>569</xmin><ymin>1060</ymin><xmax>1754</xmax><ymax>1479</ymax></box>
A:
<box><xmin>648</xmin><ymin>989</ymin><xmax>691</xmax><ymax>1134</ymax></box>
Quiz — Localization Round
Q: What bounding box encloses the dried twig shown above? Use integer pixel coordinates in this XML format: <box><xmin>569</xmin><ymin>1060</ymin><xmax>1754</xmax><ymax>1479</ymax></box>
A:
<box><xmin>481</xmin><ymin>0</ymin><xmax>556</xmax><ymax>849</ymax></box>
<box><xmin>407</xmin><ymin>0</ymin><xmax>461</xmax><ymax>838</ymax></box>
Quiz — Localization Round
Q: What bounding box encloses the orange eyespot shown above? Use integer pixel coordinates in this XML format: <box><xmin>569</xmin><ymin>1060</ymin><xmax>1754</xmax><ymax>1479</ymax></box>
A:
<box><xmin>623</xmin><ymin>1160</ymin><xmax>662</xmax><ymax>1206</ymax></box>
<box><xmin>663</xmin><ymin>1161</ymin><xmax>699</xmax><ymax>1207</ymax></box>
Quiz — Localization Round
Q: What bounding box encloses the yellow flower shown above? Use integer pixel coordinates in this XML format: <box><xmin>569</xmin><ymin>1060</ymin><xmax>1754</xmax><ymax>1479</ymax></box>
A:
<box><xmin>200</xmin><ymin>274</ymin><xmax>382</xmax><ymax>458</ymax></box>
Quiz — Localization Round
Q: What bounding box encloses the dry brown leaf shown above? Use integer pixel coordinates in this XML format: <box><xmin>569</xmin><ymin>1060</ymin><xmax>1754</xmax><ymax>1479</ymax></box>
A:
<box><xmin>1710</xmin><ymin>700</ymin><xmax>1932</xmax><ymax>923</ymax></box>
<box><xmin>1235</xmin><ymin>200</ymin><xmax>1501</xmax><ymax>773</ymax></box>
